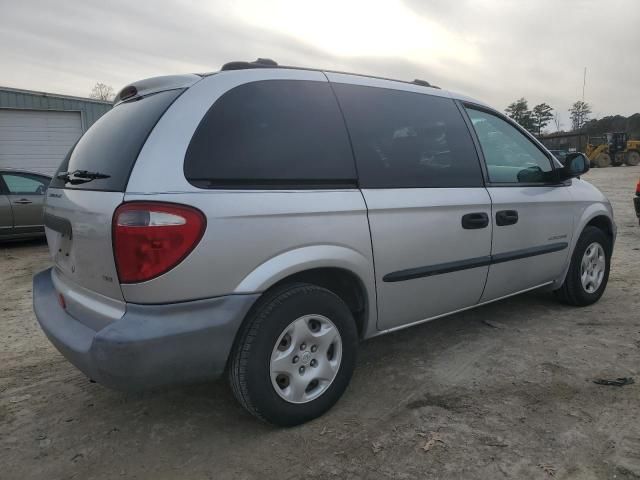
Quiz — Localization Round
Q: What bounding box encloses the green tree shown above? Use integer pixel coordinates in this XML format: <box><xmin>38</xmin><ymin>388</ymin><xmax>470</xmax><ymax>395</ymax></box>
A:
<box><xmin>505</xmin><ymin>98</ymin><xmax>534</xmax><ymax>132</ymax></box>
<box><xmin>569</xmin><ymin>100</ymin><xmax>592</xmax><ymax>131</ymax></box>
<box><xmin>531</xmin><ymin>103</ymin><xmax>554</xmax><ymax>136</ymax></box>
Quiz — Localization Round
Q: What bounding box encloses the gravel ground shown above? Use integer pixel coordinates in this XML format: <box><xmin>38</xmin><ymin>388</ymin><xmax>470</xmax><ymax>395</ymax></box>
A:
<box><xmin>1</xmin><ymin>166</ymin><xmax>639</xmax><ymax>480</ymax></box>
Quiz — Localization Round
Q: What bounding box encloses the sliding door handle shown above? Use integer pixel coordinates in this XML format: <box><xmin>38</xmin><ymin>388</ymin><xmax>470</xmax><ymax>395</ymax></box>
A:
<box><xmin>461</xmin><ymin>212</ymin><xmax>489</xmax><ymax>229</ymax></box>
<box><xmin>496</xmin><ymin>210</ymin><xmax>519</xmax><ymax>226</ymax></box>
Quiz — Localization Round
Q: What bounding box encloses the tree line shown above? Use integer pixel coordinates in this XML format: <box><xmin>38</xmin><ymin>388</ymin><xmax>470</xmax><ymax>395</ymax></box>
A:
<box><xmin>504</xmin><ymin>98</ymin><xmax>592</xmax><ymax>135</ymax></box>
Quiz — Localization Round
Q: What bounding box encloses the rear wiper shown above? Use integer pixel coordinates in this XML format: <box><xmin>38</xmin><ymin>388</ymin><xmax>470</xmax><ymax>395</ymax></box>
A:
<box><xmin>56</xmin><ymin>170</ymin><xmax>111</xmax><ymax>185</ymax></box>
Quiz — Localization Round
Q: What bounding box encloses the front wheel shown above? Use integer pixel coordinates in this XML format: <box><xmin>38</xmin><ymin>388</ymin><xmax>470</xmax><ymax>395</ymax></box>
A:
<box><xmin>594</xmin><ymin>153</ymin><xmax>611</xmax><ymax>168</ymax></box>
<box><xmin>555</xmin><ymin>226</ymin><xmax>611</xmax><ymax>306</ymax></box>
<box><xmin>228</xmin><ymin>283</ymin><xmax>358</xmax><ymax>426</ymax></box>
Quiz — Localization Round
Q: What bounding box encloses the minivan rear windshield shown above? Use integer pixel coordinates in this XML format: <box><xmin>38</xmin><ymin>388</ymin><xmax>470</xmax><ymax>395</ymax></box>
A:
<box><xmin>49</xmin><ymin>89</ymin><xmax>183</xmax><ymax>191</ymax></box>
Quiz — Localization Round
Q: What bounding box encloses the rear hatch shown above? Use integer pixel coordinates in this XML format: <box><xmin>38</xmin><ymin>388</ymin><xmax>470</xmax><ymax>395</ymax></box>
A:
<box><xmin>44</xmin><ymin>86</ymin><xmax>187</xmax><ymax>302</ymax></box>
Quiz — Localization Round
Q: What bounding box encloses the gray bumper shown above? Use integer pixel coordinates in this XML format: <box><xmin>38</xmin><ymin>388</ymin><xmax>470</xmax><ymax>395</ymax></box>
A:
<box><xmin>33</xmin><ymin>268</ymin><xmax>259</xmax><ymax>391</ymax></box>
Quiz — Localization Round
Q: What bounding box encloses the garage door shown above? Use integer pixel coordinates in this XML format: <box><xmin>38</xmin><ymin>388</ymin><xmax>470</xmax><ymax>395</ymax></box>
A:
<box><xmin>0</xmin><ymin>109</ymin><xmax>83</xmax><ymax>176</ymax></box>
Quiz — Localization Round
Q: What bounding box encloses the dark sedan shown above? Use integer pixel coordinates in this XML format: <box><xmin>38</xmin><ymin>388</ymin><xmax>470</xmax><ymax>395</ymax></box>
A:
<box><xmin>0</xmin><ymin>169</ymin><xmax>51</xmax><ymax>240</ymax></box>
<box><xmin>635</xmin><ymin>178</ymin><xmax>640</xmax><ymax>225</ymax></box>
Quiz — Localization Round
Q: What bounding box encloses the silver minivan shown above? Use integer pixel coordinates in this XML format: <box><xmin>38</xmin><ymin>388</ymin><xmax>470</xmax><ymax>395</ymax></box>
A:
<box><xmin>33</xmin><ymin>59</ymin><xmax>615</xmax><ymax>426</ymax></box>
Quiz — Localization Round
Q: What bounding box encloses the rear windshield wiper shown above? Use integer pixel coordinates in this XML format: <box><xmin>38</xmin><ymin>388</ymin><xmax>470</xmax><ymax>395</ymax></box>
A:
<box><xmin>56</xmin><ymin>170</ymin><xmax>111</xmax><ymax>185</ymax></box>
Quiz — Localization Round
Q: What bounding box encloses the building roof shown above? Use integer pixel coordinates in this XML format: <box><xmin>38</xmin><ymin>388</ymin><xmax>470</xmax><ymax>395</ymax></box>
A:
<box><xmin>0</xmin><ymin>85</ymin><xmax>112</xmax><ymax>105</ymax></box>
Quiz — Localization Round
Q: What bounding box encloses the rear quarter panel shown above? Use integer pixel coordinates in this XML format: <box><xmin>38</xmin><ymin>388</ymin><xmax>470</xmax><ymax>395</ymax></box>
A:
<box><xmin>121</xmin><ymin>190</ymin><xmax>376</xmax><ymax>328</ymax></box>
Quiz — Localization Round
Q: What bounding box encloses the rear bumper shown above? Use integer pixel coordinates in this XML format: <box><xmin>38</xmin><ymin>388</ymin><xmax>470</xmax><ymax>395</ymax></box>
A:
<box><xmin>634</xmin><ymin>196</ymin><xmax>640</xmax><ymax>223</ymax></box>
<box><xmin>33</xmin><ymin>268</ymin><xmax>259</xmax><ymax>391</ymax></box>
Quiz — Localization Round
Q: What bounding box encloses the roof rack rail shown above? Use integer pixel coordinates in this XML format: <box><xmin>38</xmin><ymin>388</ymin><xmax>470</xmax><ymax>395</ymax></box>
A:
<box><xmin>215</xmin><ymin>60</ymin><xmax>444</xmax><ymax>90</ymax></box>
<box><xmin>412</xmin><ymin>79</ymin><xmax>440</xmax><ymax>89</ymax></box>
<box><xmin>221</xmin><ymin>58</ymin><xmax>279</xmax><ymax>71</ymax></box>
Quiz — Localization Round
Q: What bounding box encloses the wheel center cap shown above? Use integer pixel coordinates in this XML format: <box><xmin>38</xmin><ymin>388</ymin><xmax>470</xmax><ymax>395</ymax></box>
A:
<box><xmin>301</xmin><ymin>351</ymin><xmax>312</xmax><ymax>365</ymax></box>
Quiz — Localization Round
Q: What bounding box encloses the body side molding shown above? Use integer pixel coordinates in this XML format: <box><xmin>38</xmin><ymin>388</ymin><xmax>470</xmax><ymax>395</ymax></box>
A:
<box><xmin>383</xmin><ymin>242</ymin><xmax>568</xmax><ymax>283</ymax></box>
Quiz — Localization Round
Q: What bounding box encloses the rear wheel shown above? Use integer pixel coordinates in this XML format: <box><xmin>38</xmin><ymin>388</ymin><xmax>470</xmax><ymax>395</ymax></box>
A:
<box><xmin>555</xmin><ymin>226</ymin><xmax>611</xmax><ymax>306</ymax></box>
<box><xmin>625</xmin><ymin>150</ymin><xmax>640</xmax><ymax>166</ymax></box>
<box><xmin>229</xmin><ymin>283</ymin><xmax>358</xmax><ymax>426</ymax></box>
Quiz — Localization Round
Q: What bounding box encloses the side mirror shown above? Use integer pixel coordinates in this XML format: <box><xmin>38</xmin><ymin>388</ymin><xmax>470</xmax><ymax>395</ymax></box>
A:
<box><xmin>561</xmin><ymin>152</ymin><xmax>589</xmax><ymax>179</ymax></box>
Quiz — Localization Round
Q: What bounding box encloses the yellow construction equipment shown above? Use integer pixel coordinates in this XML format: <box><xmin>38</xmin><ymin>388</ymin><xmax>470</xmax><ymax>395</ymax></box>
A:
<box><xmin>585</xmin><ymin>133</ymin><xmax>640</xmax><ymax>167</ymax></box>
<box><xmin>618</xmin><ymin>138</ymin><xmax>640</xmax><ymax>166</ymax></box>
<box><xmin>585</xmin><ymin>140</ymin><xmax>611</xmax><ymax>167</ymax></box>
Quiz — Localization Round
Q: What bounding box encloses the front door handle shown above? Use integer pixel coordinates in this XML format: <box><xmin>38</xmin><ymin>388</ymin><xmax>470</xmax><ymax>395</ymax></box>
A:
<box><xmin>461</xmin><ymin>212</ymin><xmax>489</xmax><ymax>229</ymax></box>
<box><xmin>496</xmin><ymin>210</ymin><xmax>518</xmax><ymax>226</ymax></box>
<box><xmin>13</xmin><ymin>199</ymin><xmax>33</xmax><ymax>205</ymax></box>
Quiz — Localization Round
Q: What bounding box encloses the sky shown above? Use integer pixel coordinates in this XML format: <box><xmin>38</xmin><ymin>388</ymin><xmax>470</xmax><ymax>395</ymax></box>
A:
<box><xmin>1</xmin><ymin>0</ymin><xmax>638</xmax><ymax>131</ymax></box>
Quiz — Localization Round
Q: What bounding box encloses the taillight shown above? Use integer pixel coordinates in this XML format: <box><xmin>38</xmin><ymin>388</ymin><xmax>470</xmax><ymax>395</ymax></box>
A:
<box><xmin>113</xmin><ymin>202</ymin><xmax>206</xmax><ymax>283</ymax></box>
<box><xmin>636</xmin><ymin>179</ymin><xmax>640</xmax><ymax>195</ymax></box>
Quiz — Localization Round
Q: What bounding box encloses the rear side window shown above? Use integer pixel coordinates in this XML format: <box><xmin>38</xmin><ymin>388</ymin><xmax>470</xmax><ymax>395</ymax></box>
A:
<box><xmin>49</xmin><ymin>90</ymin><xmax>182</xmax><ymax>191</ymax></box>
<box><xmin>184</xmin><ymin>80</ymin><xmax>356</xmax><ymax>188</ymax></box>
<box><xmin>332</xmin><ymin>83</ymin><xmax>483</xmax><ymax>188</ymax></box>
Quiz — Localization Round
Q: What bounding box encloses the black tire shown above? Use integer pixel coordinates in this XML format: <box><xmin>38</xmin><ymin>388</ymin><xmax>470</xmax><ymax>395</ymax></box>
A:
<box><xmin>554</xmin><ymin>226</ymin><xmax>611</xmax><ymax>306</ymax></box>
<box><xmin>594</xmin><ymin>153</ymin><xmax>611</xmax><ymax>168</ymax></box>
<box><xmin>228</xmin><ymin>283</ymin><xmax>358</xmax><ymax>426</ymax></box>
<box><xmin>625</xmin><ymin>150</ymin><xmax>640</xmax><ymax>166</ymax></box>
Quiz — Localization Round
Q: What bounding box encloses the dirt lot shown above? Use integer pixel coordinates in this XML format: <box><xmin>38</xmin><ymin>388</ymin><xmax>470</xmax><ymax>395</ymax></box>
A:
<box><xmin>1</xmin><ymin>167</ymin><xmax>639</xmax><ymax>480</ymax></box>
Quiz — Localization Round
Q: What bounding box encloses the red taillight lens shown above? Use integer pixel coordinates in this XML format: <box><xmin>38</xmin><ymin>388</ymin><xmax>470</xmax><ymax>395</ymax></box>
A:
<box><xmin>636</xmin><ymin>179</ymin><xmax>640</xmax><ymax>195</ymax></box>
<box><xmin>113</xmin><ymin>202</ymin><xmax>206</xmax><ymax>283</ymax></box>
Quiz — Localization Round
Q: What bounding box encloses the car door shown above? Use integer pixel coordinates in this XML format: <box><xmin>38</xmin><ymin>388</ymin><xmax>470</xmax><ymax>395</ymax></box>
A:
<box><xmin>0</xmin><ymin>177</ymin><xmax>14</xmax><ymax>237</ymax></box>
<box><xmin>330</xmin><ymin>77</ymin><xmax>492</xmax><ymax>331</ymax></box>
<box><xmin>463</xmin><ymin>106</ymin><xmax>574</xmax><ymax>301</ymax></box>
<box><xmin>0</xmin><ymin>172</ymin><xmax>49</xmax><ymax>234</ymax></box>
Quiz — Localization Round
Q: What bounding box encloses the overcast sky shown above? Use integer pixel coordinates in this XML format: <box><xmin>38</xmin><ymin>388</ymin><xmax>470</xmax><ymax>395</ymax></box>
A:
<box><xmin>1</xmin><ymin>0</ymin><xmax>638</xmax><ymax>130</ymax></box>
